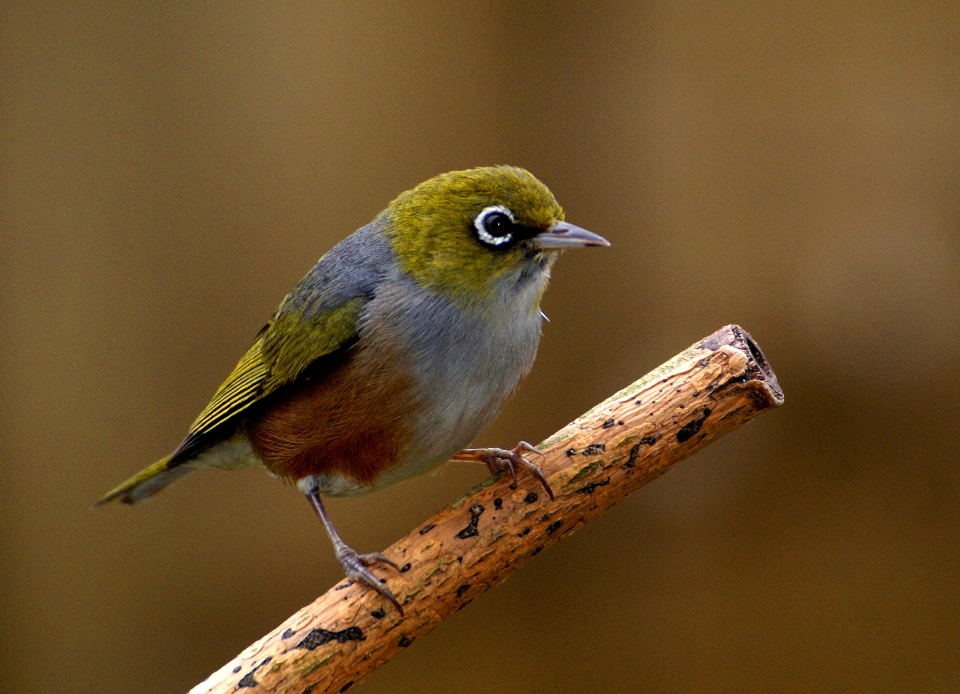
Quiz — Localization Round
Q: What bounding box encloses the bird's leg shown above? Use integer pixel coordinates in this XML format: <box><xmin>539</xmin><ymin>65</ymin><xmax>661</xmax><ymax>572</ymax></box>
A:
<box><xmin>451</xmin><ymin>441</ymin><xmax>554</xmax><ymax>500</ymax></box>
<box><xmin>303</xmin><ymin>487</ymin><xmax>403</xmax><ymax>614</ymax></box>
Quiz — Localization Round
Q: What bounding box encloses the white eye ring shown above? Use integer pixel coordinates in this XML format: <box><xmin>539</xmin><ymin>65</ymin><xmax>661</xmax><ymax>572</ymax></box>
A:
<box><xmin>474</xmin><ymin>205</ymin><xmax>515</xmax><ymax>246</ymax></box>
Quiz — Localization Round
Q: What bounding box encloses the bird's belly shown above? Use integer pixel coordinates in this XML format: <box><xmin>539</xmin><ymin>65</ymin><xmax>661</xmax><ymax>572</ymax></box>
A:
<box><xmin>274</xmin><ymin>355</ymin><xmax>530</xmax><ymax>498</ymax></box>
<box><xmin>247</xmin><ymin>287</ymin><xmax>543</xmax><ymax>497</ymax></box>
<box><xmin>368</xmin><ymin>307</ymin><xmax>543</xmax><ymax>491</ymax></box>
<box><xmin>245</xmin><ymin>343</ymin><xmax>420</xmax><ymax>493</ymax></box>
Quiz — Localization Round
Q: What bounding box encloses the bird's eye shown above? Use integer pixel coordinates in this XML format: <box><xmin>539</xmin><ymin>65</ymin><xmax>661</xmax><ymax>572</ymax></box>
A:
<box><xmin>474</xmin><ymin>205</ymin><xmax>516</xmax><ymax>247</ymax></box>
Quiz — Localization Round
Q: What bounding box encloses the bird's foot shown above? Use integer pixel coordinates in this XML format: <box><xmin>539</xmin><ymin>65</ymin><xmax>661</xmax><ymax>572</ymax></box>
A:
<box><xmin>304</xmin><ymin>488</ymin><xmax>404</xmax><ymax>615</ymax></box>
<box><xmin>336</xmin><ymin>546</ymin><xmax>404</xmax><ymax>614</ymax></box>
<box><xmin>453</xmin><ymin>441</ymin><xmax>554</xmax><ymax>500</ymax></box>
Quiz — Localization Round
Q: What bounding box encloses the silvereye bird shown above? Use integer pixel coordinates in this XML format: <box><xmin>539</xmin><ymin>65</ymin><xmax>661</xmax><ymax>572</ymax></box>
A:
<box><xmin>97</xmin><ymin>166</ymin><xmax>610</xmax><ymax>612</ymax></box>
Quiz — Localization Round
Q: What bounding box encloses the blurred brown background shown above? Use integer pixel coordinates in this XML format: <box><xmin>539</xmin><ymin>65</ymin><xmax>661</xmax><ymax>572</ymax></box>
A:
<box><xmin>2</xmin><ymin>1</ymin><xmax>959</xmax><ymax>692</ymax></box>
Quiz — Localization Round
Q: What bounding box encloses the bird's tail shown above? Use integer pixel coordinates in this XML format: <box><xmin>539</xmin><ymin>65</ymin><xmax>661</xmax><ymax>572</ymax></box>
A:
<box><xmin>94</xmin><ymin>456</ymin><xmax>195</xmax><ymax>506</ymax></box>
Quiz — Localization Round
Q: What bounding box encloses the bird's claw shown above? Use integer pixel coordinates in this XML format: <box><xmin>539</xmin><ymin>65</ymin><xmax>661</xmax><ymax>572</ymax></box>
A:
<box><xmin>336</xmin><ymin>547</ymin><xmax>403</xmax><ymax>614</ymax></box>
<box><xmin>471</xmin><ymin>441</ymin><xmax>554</xmax><ymax>500</ymax></box>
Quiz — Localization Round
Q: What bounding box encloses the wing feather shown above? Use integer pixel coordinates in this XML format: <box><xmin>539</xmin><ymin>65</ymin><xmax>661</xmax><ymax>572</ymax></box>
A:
<box><xmin>167</xmin><ymin>222</ymin><xmax>392</xmax><ymax>463</ymax></box>
<box><xmin>172</xmin><ymin>299</ymin><xmax>365</xmax><ymax>461</ymax></box>
<box><xmin>186</xmin><ymin>343</ymin><xmax>271</xmax><ymax>437</ymax></box>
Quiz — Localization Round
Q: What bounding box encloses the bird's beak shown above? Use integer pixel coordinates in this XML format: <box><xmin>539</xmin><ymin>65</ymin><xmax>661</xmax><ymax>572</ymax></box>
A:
<box><xmin>532</xmin><ymin>221</ymin><xmax>611</xmax><ymax>249</ymax></box>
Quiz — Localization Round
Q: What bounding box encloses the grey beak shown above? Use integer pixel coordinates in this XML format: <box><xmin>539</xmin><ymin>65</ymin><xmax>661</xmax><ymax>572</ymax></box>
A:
<box><xmin>533</xmin><ymin>221</ymin><xmax>611</xmax><ymax>249</ymax></box>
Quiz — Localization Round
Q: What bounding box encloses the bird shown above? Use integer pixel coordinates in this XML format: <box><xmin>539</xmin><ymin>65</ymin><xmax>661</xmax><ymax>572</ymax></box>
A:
<box><xmin>96</xmin><ymin>165</ymin><xmax>610</xmax><ymax>613</ymax></box>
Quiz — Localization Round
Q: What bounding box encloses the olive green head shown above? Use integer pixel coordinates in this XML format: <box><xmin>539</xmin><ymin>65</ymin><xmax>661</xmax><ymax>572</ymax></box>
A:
<box><xmin>383</xmin><ymin>166</ymin><xmax>608</xmax><ymax>303</ymax></box>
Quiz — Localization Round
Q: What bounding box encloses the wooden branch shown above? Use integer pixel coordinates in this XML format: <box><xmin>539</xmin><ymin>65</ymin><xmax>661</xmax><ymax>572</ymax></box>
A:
<box><xmin>190</xmin><ymin>324</ymin><xmax>783</xmax><ymax>694</ymax></box>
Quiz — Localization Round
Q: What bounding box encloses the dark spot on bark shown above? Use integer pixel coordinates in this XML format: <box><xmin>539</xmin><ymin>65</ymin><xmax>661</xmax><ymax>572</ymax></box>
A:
<box><xmin>456</xmin><ymin>504</ymin><xmax>485</xmax><ymax>539</ymax></box>
<box><xmin>302</xmin><ymin>685</ymin><xmax>318</xmax><ymax>694</ymax></box>
<box><xmin>523</xmin><ymin>492</ymin><xmax>539</xmax><ymax>504</ymax></box>
<box><xmin>693</xmin><ymin>390</ymin><xmax>700</xmax><ymax>396</ymax></box>
<box><xmin>518</xmin><ymin>528</ymin><xmax>531</xmax><ymax>537</ymax></box>
<box><xmin>457</xmin><ymin>556</ymin><xmax>463</xmax><ymax>563</ymax></box>
<box><xmin>297</xmin><ymin>627</ymin><xmax>364</xmax><ymax>651</ymax></box>
<box><xmin>618</xmin><ymin>420</ymin><xmax>624</xmax><ymax>425</ymax></box>
<box><xmin>371</xmin><ymin>608</ymin><xmax>386</xmax><ymax>619</ymax></box>
<box><xmin>457</xmin><ymin>584</ymin><xmax>471</xmax><ymax>598</ymax></box>
<box><xmin>419</xmin><ymin>523</ymin><xmax>436</xmax><ymax>535</ymax></box>
<box><xmin>546</xmin><ymin>521</ymin><xmax>562</xmax><ymax>534</ymax></box>
<box><xmin>700</xmin><ymin>334</ymin><xmax>721</xmax><ymax>350</ymax></box>
<box><xmin>625</xmin><ymin>443</ymin><xmax>641</xmax><ymax>468</ymax></box>
<box><xmin>678</xmin><ymin>403</ymin><xmax>685</xmax><ymax>408</ymax></box>
<box><xmin>509</xmin><ymin>482</ymin><xmax>518</xmax><ymax>490</ymax></box>
<box><xmin>282</xmin><ymin>628</ymin><xmax>296</xmax><ymax>639</ymax></box>
<box><xmin>566</xmin><ymin>448</ymin><xmax>577</xmax><ymax>456</ymax></box>
<box><xmin>399</xmin><ymin>635</ymin><xmax>414</xmax><ymax>648</ymax></box>
<box><xmin>334</xmin><ymin>582</ymin><xmax>351</xmax><ymax>591</ymax></box>
<box><xmin>578</xmin><ymin>477</ymin><xmax>611</xmax><ymax>494</ymax></box>
<box><xmin>494</xmin><ymin>497</ymin><xmax>503</xmax><ymax>509</ymax></box>
<box><xmin>237</xmin><ymin>657</ymin><xmax>272</xmax><ymax>688</ymax></box>
<box><xmin>232</xmin><ymin>666</ymin><xmax>242</xmax><ymax>673</ymax></box>
<box><xmin>640</xmin><ymin>435</ymin><xmax>658</xmax><ymax>446</ymax></box>
<box><xmin>582</xmin><ymin>443</ymin><xmax>605</xmax><ymax>456</ymax></box>
<box><xmin>400</xmin><ymin>563</ymin><xmax>411</xmax><ymax>573</ymax></box>
<box><xmin>602</xmin><ymin>418</ymin><xmax>616</xmax><ymax>429</ymax></box>
<box><xmin>677</xmin><ymin>408</ymin><xmax>711</xmax><ymax>443</ymax></box>
<box><xmin>531</xmin><ymin>546</ymin><xmax>543</xmax><ymax>556</ymax></box>
<box><xmin>340</xmin><ymin>681</ymin><xmax>354</xmax><ymax>693</ymax></box>
<box><xmin>540</xmin><ymin>513</ymin><xmax>551</xmax><ymax>522</ymax></box>
<box><xmin>379</xmin><ymin>578</ymin><xmax>386</xmax><ymax>584</ymax></box>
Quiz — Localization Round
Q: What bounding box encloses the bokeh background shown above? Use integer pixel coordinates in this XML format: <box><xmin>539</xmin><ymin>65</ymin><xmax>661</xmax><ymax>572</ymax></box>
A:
<box><xmin>3</xmin><ymin>1</ymin><xmax>959</xmax><ymax>692</ymax></box>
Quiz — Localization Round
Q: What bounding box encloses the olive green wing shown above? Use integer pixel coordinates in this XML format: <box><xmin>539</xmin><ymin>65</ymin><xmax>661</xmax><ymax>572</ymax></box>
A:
<box><xmin>92</xmin><ymin>222</ymin><xmax>395</xmax><ymax>505</ymax></box>
<box><xmin>172</xmin><ymin>297</ymin><xmax>367</xmax><ymax>461</ymax></box>
<box><xmin>182</xmin><ymin>335</ymin><xmax>271</xmax><ymax>442</ymax></box>
<box><xmin>93</xmin><ymin>296</ymin><xmax>367</xmax><ymax>506</ymax></box>
<box><xmin>170</xmin><ymin>223</ymin><xmax>393</xmax><ymax>462</ymax></box>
